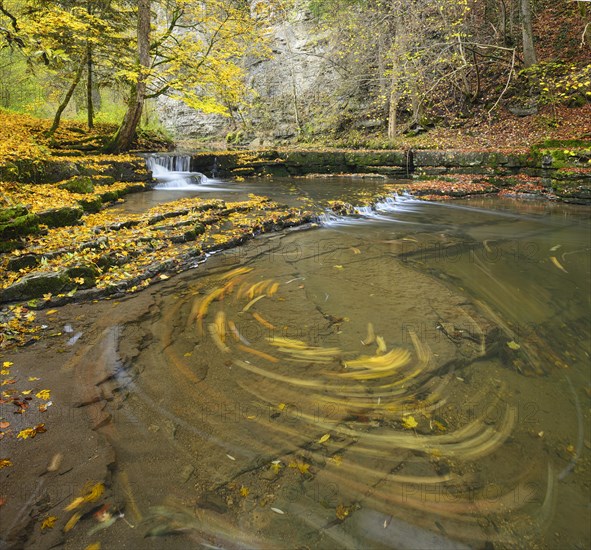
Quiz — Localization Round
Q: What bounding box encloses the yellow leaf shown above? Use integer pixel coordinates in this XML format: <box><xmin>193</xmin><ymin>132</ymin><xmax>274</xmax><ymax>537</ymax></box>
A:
<box><xmin>41</xmin><ymin>516</ymin><xmax>58</xmax><ymax>530</ymax></box>
<box><xmin>549</xmin><ymin>256</ymin><xmax>568</xmax><ymax>273</ymax></box>
<box><xmin>289</xmin><ymin>460</ymin><xmax>310</xmax><ymax>474</ymax></box>
<box><xmin>22</xmin><ymin>390</ymin><xmax>32</xmax><ymax>395</ymax></box>
<box><xmin>239</xmin><ymin>486</ymin><xmax>249</xmax><ymax>497</ymax></box>
<box><xmin>333</xmin><ymin>265</ymin><xmax>344</xmax><ymax>269</ymax></box>
<box><xmin>506</xmin><ymin>341</ymin><xmax>521</xmax><ymax>351</ymax></box>
<box><xmin>28</xmin><ymin>377</ymin><xmax>40</xmax><ymax>381</ymax></box>
<box><xmin>329</xmin><ymin>455</ymin><xmax>342</xmax><ymax>466</ymax></box>
<box><xmin>63</xmin><ymin>511</ymin><xmax>82</xmax><ymax>533</ymax></box>
<box><xmin>46</xmin><ymin>310</ymin><xmax>58</xmax><ymax>316</ymax></box>
<box><xmin>17</xmin><ymin>428</ymin><xmax>36</xmax><ymax>440</ymax></box>
<box><xmin>64</xmin><ymin>497</ymin><xmax>85</xmax><ymax>511</ymax></box>
<box><xmin>36</xmin><ymin>389</ymin><xmax>51</xmax><ymax>400</ymax></box>
<box><xmin>85</xmin><ymin>544</ymin><xmax>101</xmax><ymax>550</ymax></box>
<box><xmin>2</xmin><ymin>362</ymin><xmax>13</xmax><ymax>368</ymax></box>
<box><xmin>336</xmin><ymin>504</ymin><xmax>351</xmax><ymax>520</ymax></box>
<box><xmin>85</xmin><ymin>483</ymin><xmax>104</xmax><ymax>503</ymax></box>
<box><xmin>0</xmin><ymin>458</ymin><xmax>13</xmax><ymax>469</ymax></box>
<box><xmin>402</xmin><ymin>415</ymin><xmax>418</xmax><ymax>429</ymax></box>
<box><xmin>159</xmin><ymin>274</ymin><xmax>169</xmax><ymax>280</ymax></box>
<box><xmin>318</xmin><ymin>433</ymin><xmax>331</xmax><ymax>444</ymax></box>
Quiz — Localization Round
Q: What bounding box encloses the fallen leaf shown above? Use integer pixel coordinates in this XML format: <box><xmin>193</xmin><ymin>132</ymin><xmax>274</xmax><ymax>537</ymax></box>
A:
<box><xmin>271</xmin><ymin>507</ymin><xmax>285</xmax><ymax>515</ymax></box>
<box><xmin>36</xmin><ymin>390</ymin><xmax>51</xmax><ymax>400</ymax></box>
<box><xmin>17</xmin><ymin>427</ymin><xmax>37</xmax><ymax>440</ymax></box>
<box><xmin>549</xmin><ymin>256</ymin><xmax>568</xmax><ymax>273</ymax></box>
<box><xmin>402</xmin><ymin>415</ymin><xmax>418</xmax><ymax>430</ymax></box>
<box><xmin>0</xmin><ymin>458</ymin><xmax>13</xmax><ymax>469</ymax></box>
<box><xmin>336</xmin><ymin>504</ymin><xmax>351</xmax><ymax>520</ymax></box>
<box><xmin>289</xmin><ymin>460</ymin><xmax>310</xmax><ymax>474</ymax></box>
<box><xmin>46</xmin><ymin>310</ymin><xmax>58</xmax><ymax>316</ymax></box>
<box><xmin>0</xmin><ymin>422</ymin><xmax>9</xmax><ymax>429</ymax></box>
<box><xmin>239</xmin><ymin>486</ymin><xmax>249</xmax><ymax>497</ymax></box>
<box><xmin>41</xmin><ymin>516</ymin><xmax>58</xmax><ymax>530</ymax></box>
<box><xmin>506</xmin><ymin>340</ymin><xmax>521</xmax><ymax>350</ymax></box>
<box><xmin>63</xmin><ymin>511</ymin><xmax>82</xmax><ymax>532</ymax></box>
<box><xmin>318</xmin><ymin>433</ymin><xmax>331</xmax><ymax>444</ymax></box>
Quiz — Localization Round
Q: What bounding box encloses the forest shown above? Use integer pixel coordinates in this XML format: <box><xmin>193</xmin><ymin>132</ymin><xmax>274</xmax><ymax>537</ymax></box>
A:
<box><xmin>0</xmin><ymin>0</ymin><xmax>589</xmax><ymax>150</ymax></box>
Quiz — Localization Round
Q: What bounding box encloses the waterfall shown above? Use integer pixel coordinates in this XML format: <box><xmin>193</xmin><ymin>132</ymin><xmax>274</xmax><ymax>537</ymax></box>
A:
<box><xmin>146</xmin><ymin>154</ymin><xmax>192</xmax><ymax>173</ymax></box>
<box><xmin>145</xmin><ymin>154</ymin><xmax>207</xmax><ymax>190</ymax></box>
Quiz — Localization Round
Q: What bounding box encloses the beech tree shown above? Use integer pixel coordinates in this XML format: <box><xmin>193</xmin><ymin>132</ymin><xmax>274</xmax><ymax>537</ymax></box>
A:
<box><xmin>106</xmin><ymin>0</ymin><xmax>150</xmax><ymax>153</ymax></box>
<box><xmin>519</xmin><ymin>0</ymin><xmax>537</xmax><ymax>68</ymax></box>
<box><xmin>107</xmin><ymin>0</ymin><xmax>271</xmax><ymax>151</ymax></box>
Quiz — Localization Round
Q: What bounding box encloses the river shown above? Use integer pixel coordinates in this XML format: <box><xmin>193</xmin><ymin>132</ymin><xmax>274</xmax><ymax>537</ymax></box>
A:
<box><xmin>3</xmin><ymin>159</ymin><xmax>590</xmax><ymax>549</ymax></box>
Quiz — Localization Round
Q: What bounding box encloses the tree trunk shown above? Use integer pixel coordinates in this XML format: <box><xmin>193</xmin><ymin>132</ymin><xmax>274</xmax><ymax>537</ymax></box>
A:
<box><xmin>87</xmin><ymin>42</ymin><xmax>94</xmax><ymax>129</ymax></box>
<box><xmin>387</xmin><ymin>82</ymin><xmax>399</xmax><ymax>139</ymax></box>
<box><xmin>520</xmin><ymin>0</ymin><xmax>537</xmax><ymax>68</ymax></box>
<box><xmin>106</xmin><ymin>0</ymin><xmax>151</xmax><ymax>153</ymax></box>
<box><xmin>47</xmin><ymin>57</ymin><xmax>86</xmax><ymax>137</ymax></box>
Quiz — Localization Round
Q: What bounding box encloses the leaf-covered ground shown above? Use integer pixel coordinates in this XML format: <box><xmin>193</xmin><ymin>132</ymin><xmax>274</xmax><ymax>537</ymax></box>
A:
<box><xmin>0</xmin><ymin>177</ymin><xmax>315</xmax><ymax>350</ymax></box>
<box><xmin>0</xmin><ymin>109</ymin><xmax>171</xmax><ymax>164</ymax></box>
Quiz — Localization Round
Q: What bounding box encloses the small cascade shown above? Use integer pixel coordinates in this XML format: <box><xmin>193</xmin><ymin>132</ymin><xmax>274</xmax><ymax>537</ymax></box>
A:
<box><xmin>145</xmin><ymin>154</ymin><xmax>207</xmax><ymax>190</ymax></box>
<box><xmin>146</xmin><ymin>154</ymin><xmax>192</xmax><ymax>173</ymax></box>
<box><xmin>316</xmin><ymin>210</ymin><xmax>357</xmax><ymax>226</ymax></box>
<box><xmin>318</xmin><ymin>193</ymin><xmax>418</xmax><ymax>226</ymax></box>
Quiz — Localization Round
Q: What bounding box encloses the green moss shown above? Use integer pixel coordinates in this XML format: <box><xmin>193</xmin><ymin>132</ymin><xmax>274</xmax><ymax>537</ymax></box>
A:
<box><xmin>0</xmin><ymin>271</ymin><xmax>70</xmax><ymax>302</ymax></box>
<box><xmin>0</xmin><ymin>205</ymin><xmax>28</xmax><ymax>224</ymax></box>
<box><xmin>37</xmin><ymin>206</ymin><xmax>83</xmax><ymax>228</ymax></box>
<box><xmin>59</xmin><ymin>175</ymin><xmax>94</xmax><ymax>194</ymax></box>
<box><xmin>533</xmin><ymin>139</ymin><xmax>591</xmax><ymax>149</ymax></box>
<box><xmin>65</xmin><ymin>264</ymin><xmax>99</xmax><ymax>287</ymax></box>
<box><xmin>78</xmin><ymin>196</ymin><xmax>103</xmax><ymax>213</ymax></box>
<box><xmin>0</xmin><ymin>213</ymin><xmax>40</xmax><ymax>239</ymax></box>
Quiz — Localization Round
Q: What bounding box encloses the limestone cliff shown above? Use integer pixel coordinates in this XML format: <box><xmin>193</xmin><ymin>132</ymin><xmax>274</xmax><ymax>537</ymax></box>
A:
<box><xmin>157</xmin><ymin>7</ymin><xmax>340</xmax><ymax>144</ymax></box>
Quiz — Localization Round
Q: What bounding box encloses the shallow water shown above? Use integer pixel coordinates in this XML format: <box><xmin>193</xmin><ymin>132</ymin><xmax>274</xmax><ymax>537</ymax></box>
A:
<box><xmin>82</xmin><ymin>169</ymin><xmax>591</xmax><ymax>550</ymax></box>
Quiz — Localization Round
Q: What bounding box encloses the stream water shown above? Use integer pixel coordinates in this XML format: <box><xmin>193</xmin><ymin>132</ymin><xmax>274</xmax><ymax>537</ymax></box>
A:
<box><xmin>71</xmin><ymin>159</ymin><xmax>591</xmax><ymax>548</ymax></box>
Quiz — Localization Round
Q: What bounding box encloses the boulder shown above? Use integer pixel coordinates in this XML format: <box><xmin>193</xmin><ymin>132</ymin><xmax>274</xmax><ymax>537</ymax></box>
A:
<box><xmin>59</xmin><ymin>176</ymin><xmax>94</xmax><ymax>194</ymax></box>
<box><xmin>0</xmin><ymin>271</ymin><xmax>70</xmax><ymax>302</ymax></box>
<box><xmin>37</xmin><ymin>206</ymin><xmax>83</xmax><ymax>228</ymax></box>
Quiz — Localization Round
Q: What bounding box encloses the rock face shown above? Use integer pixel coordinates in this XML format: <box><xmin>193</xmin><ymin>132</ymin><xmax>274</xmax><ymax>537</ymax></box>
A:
<box><xmin>244</xmin><ymin>10</ymin><xmax>338</xmax><ymax>142</ymax></box>
<box><xmin>156</xmin><ymin>96</ymin><xmax>228</xmax><ymax>140</ymax></box>
<box><xmin>156</xmin><ymin>8</ymin><xmax>339</xmax><ymax>142</ymax></box>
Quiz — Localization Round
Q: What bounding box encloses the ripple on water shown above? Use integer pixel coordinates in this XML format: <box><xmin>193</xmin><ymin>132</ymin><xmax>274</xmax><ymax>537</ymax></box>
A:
<box><xmin>90</xmin><ymin>218</ymin><xmax>589</xmax><ymax>549</ymax></box>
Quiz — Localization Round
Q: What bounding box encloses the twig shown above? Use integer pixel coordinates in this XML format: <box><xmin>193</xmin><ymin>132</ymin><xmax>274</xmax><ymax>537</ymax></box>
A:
<box><xmin>488</xmin><ymin>47</ymin><xmax>516</xmax><ymax>117</ymax></box>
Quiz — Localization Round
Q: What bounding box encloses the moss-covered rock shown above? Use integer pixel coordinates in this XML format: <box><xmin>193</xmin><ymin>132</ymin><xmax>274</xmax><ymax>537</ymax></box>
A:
<box><xmin>7</xmin><ymin>254</ymin><xmax>40</xmax><ymax>272</ymax></box>
<box><xmin>0</xmin><ymin>271</ymin><xmax>70</xmax><ymax>302</ymax></box>
<box><xmin>78</xmin><ymin>196</ymin><xmax>103</xmax><ymax>213</ymax></box>
<box><xmin>37</xmin><ymin>206</ymin><xmax>83</xmax><ymax>228</ymax></box>
<box><xmin>65</xmin><ymin>264</ymin><xmax>99</xmax><ymax>288</ymax></box>
<box><xmin>0</xmin><ymin>213</ymin><xmax>40</xmax><ymax>239</ymax></box>
<box><xmin>59</xmin><ymin>176</ymin><xmax>94</xmax><ymax>194</ymax></box>
<box><xmin>0</xmin><ymin>205</ymin><xmax>29</xmax><ymax>224</ymax></box>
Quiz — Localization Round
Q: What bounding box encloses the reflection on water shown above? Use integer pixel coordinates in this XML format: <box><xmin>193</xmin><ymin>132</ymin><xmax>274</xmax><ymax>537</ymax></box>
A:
<box><xmin>97</xmin><ymin>190</ymin><xmax>589</xmax><ymax>549</ymax></box>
